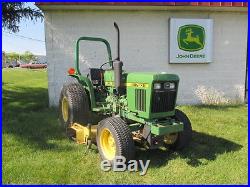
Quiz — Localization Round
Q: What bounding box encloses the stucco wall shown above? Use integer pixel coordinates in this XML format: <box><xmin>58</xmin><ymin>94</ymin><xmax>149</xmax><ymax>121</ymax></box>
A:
<box><xmin>44</xmin><ymin>9</ymin><xmax>247</xmax><ymax>106</ymax></box>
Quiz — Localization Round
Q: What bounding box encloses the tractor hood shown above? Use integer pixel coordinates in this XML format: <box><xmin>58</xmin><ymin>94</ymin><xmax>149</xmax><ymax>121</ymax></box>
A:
<box><xmin>104</xmin><ymin>70</ymin><xmax>179</xmax><ymax>86</ymax></box>
<box><xmin>125</xmin><ymin>72</ymin><xmax>179</xmax><ymax>119</ymax></box>
<box><xmin>104</xmin><ymin>70</ymin><xmax>179</xmax><ymax>119</ymax></box>
<box><xmin>126</xmin><ymin>72</ymin><xmax>179</xmax><ymax>84</ymax></box>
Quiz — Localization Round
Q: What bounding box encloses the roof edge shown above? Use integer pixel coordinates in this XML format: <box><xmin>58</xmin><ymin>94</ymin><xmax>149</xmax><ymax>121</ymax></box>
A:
<box><xmin>36</xmin><ymin>4</ymin><xmax>248</xmax><ymax>13</ymax></box>
<box><xmin>35</xmin><ymin>2</ymin><xmax>248</xmax><ymax>7</ymax></box>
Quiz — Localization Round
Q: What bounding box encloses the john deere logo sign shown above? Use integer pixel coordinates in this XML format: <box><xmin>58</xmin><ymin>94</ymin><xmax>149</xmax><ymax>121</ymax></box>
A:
<box><xmin>169</xmin><ymin>18</ymin><xmax>213</xmax><ymax>63</ymax></box>
<box><xmin>178</xmin><ymin>25</ymin><xmax>205</xmax><ymax>52</ymax></box>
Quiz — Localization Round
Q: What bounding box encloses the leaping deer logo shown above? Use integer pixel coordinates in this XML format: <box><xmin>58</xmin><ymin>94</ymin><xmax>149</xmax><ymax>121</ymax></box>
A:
<box><xmin>183</xmin><ymin>28</ymin><xmax>203</xmax><ymax>47</ymax></box>
<box><xmin>178</xmin><ymin>25</ymin><xmax>205</xmax><ymax>51</ymax></box>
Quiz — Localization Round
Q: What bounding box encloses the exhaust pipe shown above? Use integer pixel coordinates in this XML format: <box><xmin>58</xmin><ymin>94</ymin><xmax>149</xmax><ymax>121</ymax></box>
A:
<box><xmin>114</xmin><ymin>22</ymin><xmax>120</xmax><ymax>61</ymax></box>
<box><xmin>113</xmin><ymin>22</ymin><xmax>123</xmax><ymax>94</ymax></box>
<box><xmin>113</xmin><ymin>60</ymin><xmax>123</xmax><ymax>94</ymax></box>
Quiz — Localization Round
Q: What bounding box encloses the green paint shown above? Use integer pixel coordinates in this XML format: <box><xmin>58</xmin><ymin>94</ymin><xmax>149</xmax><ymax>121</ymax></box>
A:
<box><xmin>178</xmin><ymin>24</ymin><xmax>205</xmax><ymax>52</ymax></box>
<box><xmin>69</xmin><ymin>74</ymin><xmax>96</xmax><ymax>109</ymax></box>
<box><xmin>73</xmin><ymin>37</ymin><xmax>114</xmax><ymax>109</ymax></box>
<box><xmin>71</xmin><ymin>35</ymin><xmax>182</xmax><ymax>139</ymax></box>
<box><xmin>151</xmin><ymin>122</ymin><xmax>184</xmax><ymax>135</ymax></box>
<box><xmin>103</xmin><ymin>71</ymin><xmax>179</xmax><ymax>119</ymax></box>
<box><xmin>126</xmin><ymin>72</ymin><xmax>179</xmax><ymax>119</ymax></box>
<box><xmin>75</xmin><ymin>37</ymin><xmax>113</xmax><ymax>75</ymax></box>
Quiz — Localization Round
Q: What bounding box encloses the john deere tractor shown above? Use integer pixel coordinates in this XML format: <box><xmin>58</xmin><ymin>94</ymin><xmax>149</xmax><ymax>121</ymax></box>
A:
<box><xmin>59</xmin><ymin>23</ymin><xmax>192</xmax><ymax>162</ymax></box>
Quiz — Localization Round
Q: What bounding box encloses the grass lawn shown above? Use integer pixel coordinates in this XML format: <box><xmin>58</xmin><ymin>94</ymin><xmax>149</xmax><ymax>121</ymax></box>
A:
<box><xmin>2</xmin><ymin>68</ymin><xmax>248</xmax><ymax>184</ymax></box>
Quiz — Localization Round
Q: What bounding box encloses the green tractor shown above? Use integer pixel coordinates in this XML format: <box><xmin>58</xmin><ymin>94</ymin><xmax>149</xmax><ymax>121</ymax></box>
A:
<box><xmin>59</xmin><ymin>23</ymin><xmax>192</xmax><ymax>162</ymax></box>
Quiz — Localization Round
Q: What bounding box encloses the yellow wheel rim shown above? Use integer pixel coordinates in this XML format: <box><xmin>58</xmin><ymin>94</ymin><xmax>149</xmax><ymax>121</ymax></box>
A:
<box><xmin>164</xmin><ymin>133</ymin><xmax>178</xmax><ymax>145</ymax></box>
<box><xmin>100</xmin><ymin>128</ymin><xmax>116</xmax><ymax>160</ymax></box>
<box><xmin>62</xmin><ymin>97</ymin><xmax>69</xmax><ymax>122</ymax></box>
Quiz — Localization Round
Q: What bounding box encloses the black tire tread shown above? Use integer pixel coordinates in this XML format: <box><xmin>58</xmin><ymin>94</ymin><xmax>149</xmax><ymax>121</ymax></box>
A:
<box><xmin>59</xmin><ymin>82</ymin><xmax>91</xmax><ymax>127</ymax></box>
<box><xmin>97</xmin><ymin>117</ymin><xmax>135</xmax><ymax>161</ymax></box>
<box><xmin>170</xmin><ymin>109</ymin><xmax>192</xmax><ymax>150</ymax></box>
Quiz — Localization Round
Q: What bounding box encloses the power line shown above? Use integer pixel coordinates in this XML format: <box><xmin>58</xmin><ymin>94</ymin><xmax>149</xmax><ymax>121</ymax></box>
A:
<box><xmin>3</xmin><ymin>31</ymin><xmax>45</xmax><ymax>42</ymax></box>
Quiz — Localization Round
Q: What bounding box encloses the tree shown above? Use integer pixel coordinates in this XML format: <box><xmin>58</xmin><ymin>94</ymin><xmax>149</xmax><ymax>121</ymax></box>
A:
<box><xmin>21</xmin><ymin>51</ymin><xmax>36</xmax><ymax>63</ymax></box>
<box><xmin>6</xmin><ymin>52</ymin><xmax>19</xmax><ymax>62</ymax></box>
<box><xmin>5</xmin><ymin>51</ymin><xmax>36</xmax><ymax>63</ymax></box>
<box><xmin>2</xmin><ymin>2</ymin><xmax>43</xmax><ymax>33</ymax></box>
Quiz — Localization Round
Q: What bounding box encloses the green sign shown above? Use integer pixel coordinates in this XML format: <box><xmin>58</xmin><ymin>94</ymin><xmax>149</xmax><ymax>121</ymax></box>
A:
<box><xmin>177</xmin><ymin>24</ymin><xmax>205</xmax><ymax>52</ymax></box>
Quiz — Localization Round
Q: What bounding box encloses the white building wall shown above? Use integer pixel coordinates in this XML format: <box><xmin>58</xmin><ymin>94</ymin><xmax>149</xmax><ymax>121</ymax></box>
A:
<box><xmin>44</xmin><ymin>9</ymin><xmax>247</xmax><ymax>106</ymax></box>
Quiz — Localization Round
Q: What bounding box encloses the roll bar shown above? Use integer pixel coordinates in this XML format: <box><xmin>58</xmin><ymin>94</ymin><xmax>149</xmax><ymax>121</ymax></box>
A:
<box><xmin>75</xmin><ymin>37</ymin><xmax>113</xmax><ymax>75</ymax></box>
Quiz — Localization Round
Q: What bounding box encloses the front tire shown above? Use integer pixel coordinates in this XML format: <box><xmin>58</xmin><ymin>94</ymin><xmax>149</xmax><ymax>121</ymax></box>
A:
<box><xmin>166</xmin><ymin>109</ymin><xmax>192</xmax><ymax>150</ymax></box>
<box><xmin>96</xmin><ymin>117</ymin><xmax>135</xmax><ymax>162</ymax></box>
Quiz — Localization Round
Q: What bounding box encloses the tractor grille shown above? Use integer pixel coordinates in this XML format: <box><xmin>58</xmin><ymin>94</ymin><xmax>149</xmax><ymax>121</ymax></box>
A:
<box><xmin>151</xmin><ymin>89</ymin><xmax>177</xmax><ymax>113</ymax></box>
<box><xmin>135</xmin><ymin>89</ymin><xmax>146</xmax><ymax>112</ymax></box>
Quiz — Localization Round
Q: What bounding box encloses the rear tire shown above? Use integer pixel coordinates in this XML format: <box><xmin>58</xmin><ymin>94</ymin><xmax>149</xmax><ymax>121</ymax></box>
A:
<box><xmin>168</xmin><ymin>109</ymin><xmax>192</xmax><ymax>150</ymax></box>
<box><xmin>59</xmin><ymin>82</ymin><xmax>91</xmax><ymax>128</ymax></box>
<box><xmin>96</xmin><ymin>117</ymin><xmax>135</xmax><ymax>162</ymax></box>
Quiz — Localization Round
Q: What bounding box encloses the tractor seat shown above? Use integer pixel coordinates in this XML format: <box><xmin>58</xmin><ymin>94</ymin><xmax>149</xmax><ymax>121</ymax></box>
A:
<box><xmin>89</xmin><ymin>68</ymin><xmax>104</xmax><ymax>86</ymax></box>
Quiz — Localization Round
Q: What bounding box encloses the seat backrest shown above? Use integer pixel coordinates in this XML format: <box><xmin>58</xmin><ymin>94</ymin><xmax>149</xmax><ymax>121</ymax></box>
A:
<box><xmin>89</xmin><ymin>68</ymin><xmax>104</xmax><ymax>86</ymax></box>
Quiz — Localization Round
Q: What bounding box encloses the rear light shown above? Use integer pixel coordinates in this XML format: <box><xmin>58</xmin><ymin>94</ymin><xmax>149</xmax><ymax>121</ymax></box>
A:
<box><xmin>68</xmin><ymin>68</ymin><xmax>75</xmax><ymax>75</ymax></box>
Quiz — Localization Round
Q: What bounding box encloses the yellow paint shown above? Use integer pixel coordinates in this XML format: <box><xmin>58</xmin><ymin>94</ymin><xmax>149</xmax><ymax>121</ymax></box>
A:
<box><xmin>62</xmin><ymin>97</ymin><xmax>69</xmax><ymax>122</ymax></box>
<box><xmin>68</xmin><ymin>123</ymin><xmax>97</xmax><ymax>144</ymax></box>
<box><xmin>105</xmin><ymin>81</ymin><xmax>149</xmax><ymax>88</ymax></box>
<box><xmin>184</xmin><ymin>28</ymin><xmax>203</xmax><ymax>47</ymax></box>
<box><xmin>126</xmin><ymin>82</ymin><xmax>149</xmax><ymax>88</ymax></box>
<box><xmin>105</xmin><ymin>81</ymin><xmax>114</xmax><ymax>87</ymax></box>
<box><xmin>99</xmin><ymin>128</ymin><xmax>116</xmax><ymax>160</ymax></box>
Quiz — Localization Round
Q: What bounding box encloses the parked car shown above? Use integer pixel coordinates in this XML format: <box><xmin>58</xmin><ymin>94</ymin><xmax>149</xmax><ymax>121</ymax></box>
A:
<box><xmin>8</xmin><ymin>61</ymin><xmax>20</xmax><ymax>68</ymax></box>
<box><xmin>20</xmin><ymin>62</ymin><xmax>47</xmax><ymax>69</ymax></box>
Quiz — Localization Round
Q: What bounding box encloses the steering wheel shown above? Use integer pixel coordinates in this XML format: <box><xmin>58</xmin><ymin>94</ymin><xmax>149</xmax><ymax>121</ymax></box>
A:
<box><xmin>100</xmin><ymin>60</ymin><xmax>113</xmax><ymax>70</ymax></box>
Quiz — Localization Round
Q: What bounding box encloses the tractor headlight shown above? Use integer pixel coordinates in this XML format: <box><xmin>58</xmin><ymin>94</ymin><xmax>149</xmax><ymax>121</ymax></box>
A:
<box><xmin>164</xmin><ymin>82</ymin><xmax>175</xmax><ymax>89</ymax></box>
<box><xmin>154</xmin><ymin>83</ymin><xmax>161</xmax><ymax>90</ymax></box>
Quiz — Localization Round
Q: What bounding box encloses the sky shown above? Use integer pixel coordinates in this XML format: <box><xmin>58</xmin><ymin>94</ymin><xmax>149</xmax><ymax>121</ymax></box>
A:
<box><xmin>2</xmin><ymin>2</ymin><xmax>46</xmax><ymax>55</ymax></box>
